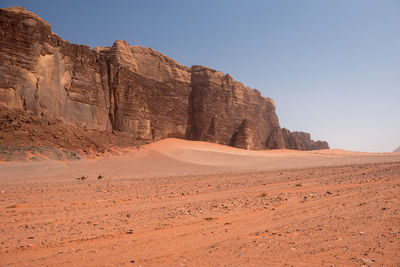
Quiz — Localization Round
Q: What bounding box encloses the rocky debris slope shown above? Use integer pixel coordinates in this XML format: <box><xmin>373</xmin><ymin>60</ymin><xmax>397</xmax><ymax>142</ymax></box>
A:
<box><xmin>0</xmin><ymin>7</ymin><xmax>328</xmax><ymax>156</ymax></box>
<box><xmin>0</xmin><ymin>108</ymin><xmax>138</xmax><ymax>160</ymax></box>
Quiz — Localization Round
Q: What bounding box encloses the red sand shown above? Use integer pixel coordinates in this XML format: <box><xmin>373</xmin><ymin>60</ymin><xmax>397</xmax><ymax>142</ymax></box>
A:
<box><xmin>1</xmin><ymin>138</ymin><xmax>400</xmax><ymax>266</ymax></box>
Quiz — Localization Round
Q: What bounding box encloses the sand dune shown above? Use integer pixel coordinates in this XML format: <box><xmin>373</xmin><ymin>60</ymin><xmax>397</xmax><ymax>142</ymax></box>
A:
<box><xmin>1</xmin><ymin>138</ymin><xmax>399</xmax><ymax>184</ymax></box>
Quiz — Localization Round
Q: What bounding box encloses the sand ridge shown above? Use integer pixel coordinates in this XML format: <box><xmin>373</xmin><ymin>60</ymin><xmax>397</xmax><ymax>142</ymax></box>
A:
<box><xmin>1</xmin><ymin>138</ymin><xmax>400</xmax><ymax>184</ymax></box>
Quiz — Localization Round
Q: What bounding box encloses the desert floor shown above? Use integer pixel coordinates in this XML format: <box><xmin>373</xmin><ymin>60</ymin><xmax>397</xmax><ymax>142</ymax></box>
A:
<box><xmin>1</xmin><ymin>138</ymin><xmax>400</xmax><ymax>266</ymax></box>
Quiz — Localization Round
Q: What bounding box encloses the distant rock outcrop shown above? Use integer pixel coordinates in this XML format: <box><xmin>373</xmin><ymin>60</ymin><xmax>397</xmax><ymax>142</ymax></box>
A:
<box><xmin>394</xmin><ymin>146</ymin><xmax>400</xmax><ymax>153</ymax></box>
<box><xmin>0</xmin><ymin>7</ymin><xmax>329</xmax><ymax>153</ymax></box>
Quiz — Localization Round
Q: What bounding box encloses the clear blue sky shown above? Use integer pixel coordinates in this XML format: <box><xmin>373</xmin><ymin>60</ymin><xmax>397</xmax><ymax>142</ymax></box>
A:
<box><xmin>2</xmin><ymin>0</ymin><xmax>399</xmax><ymax>152</ymax></box>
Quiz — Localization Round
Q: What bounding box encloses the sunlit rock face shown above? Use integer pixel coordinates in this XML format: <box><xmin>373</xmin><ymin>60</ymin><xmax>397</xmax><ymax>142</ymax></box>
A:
<box><xmin>0</xmin><ymin>7</ymin><xmax>328</xmax><ymax>150</ymax></box>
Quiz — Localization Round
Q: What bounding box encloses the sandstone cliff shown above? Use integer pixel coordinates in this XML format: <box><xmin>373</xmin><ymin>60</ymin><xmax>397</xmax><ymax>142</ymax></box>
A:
<box><xmin>0</xmin><ymin>7</ymin><xmax>328</xmax><ymax>156</ymax></box>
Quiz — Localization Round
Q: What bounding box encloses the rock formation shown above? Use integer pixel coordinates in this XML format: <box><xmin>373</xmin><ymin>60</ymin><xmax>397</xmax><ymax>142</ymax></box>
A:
<box><xmin>0</xmin><ymin>6</ymin><xmax>328</xmax><ymax>154</ymax></box>
<box><xmin>394</xmin><ymin>146</ymin><xmax>400</xmax><ymax>153</ymax></box>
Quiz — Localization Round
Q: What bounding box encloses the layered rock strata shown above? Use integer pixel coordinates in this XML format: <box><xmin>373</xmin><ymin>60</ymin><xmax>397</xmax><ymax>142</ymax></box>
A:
<box><xmin>0</xmin><ymin>7</ymin><xmax>328</xmax><ymax>151</ymax></box>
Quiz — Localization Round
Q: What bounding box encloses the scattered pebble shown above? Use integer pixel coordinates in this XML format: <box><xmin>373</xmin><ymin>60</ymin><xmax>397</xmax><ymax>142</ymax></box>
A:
<box><xmin>361</xmin><ymin>258</ymin><xmax>374</xmax><ymax>264</ymax></box>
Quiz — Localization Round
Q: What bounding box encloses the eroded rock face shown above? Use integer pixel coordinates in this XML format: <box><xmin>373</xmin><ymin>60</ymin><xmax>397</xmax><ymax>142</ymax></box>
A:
<box><xmin>189</xmin><ymin>66</ymin><xmax>280</xmax><ymax>150</ymax></box>
<box><xmin>281</xmin><ymin>128</ymin><xmax>329</xmax><ymax>150</ymax></box>
<box><xmin>0</xmin><ymin>6</ymin><xmax>110</xmax><ymax>131</ymax></box>
<box><xmin>100</xmin><ymin>40</ymin><xmax>192</xmax><ymax>142</ymax></box>
<box><xmin>0</xmin><ymin>7</ymin><xmax>329</xmax><ymax>151</ymax></box>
